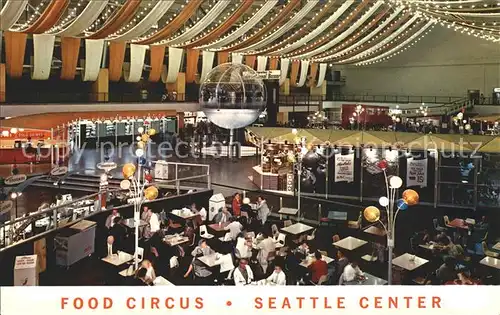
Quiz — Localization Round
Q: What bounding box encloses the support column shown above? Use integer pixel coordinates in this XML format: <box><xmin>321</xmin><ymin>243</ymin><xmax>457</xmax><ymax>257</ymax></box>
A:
<box><xmin>92</xmin><ymin>69</ymin><xmax>109</xmax><ymax>102</ymax></box>
<box><xmin>310</xmin><ymin>81</ymin><xmax>326</xmax><ymax>98</ymax></box>
<box><xmin>280</xmin><ymin>78</ymin><xmax>290</xmax><ymax>95</ymax></box>
<box><xmin>166</xmin><ymin>72</ymin><xmax>186</xmax><ymax>101</ymax></box>
<box><xmin>0</xmin><ymin>63</ymin><xmax>5</xmax><ymax>102</ymax></box>
<box><xmin>277</xmin><ymin>112</ymin><xmax>288</xmax><ymax>125</ymax></box>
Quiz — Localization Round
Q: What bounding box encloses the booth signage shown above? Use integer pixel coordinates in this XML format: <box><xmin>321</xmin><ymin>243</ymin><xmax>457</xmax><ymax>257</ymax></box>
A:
<box><xmin>493</xmin><ymin>88</ymin><xmax>500</xmax><ymax>93</ymax></box>
<box><xmin>0</xmin><ymin>200</ymin><xmax>13</xmax><ymax>214</ymax></box>
<box><xmin>407</xmin><ymin>158</ymin><xmax>428</xmax><ymax>188</ymax></box>
<box><xmin>97</xmin><ymin>162</ymin><xmax>117</xmax><ymax>171</ymax></box>
<box><xmin>334</xmin><ymin>153</ymin><xmax>355</xmax><ymax>183</ymax></box>
<box><xmin>50</xmin><ymin>166</ymin><xmax>68</xmax><ymax>176</ymax></box>
<box><xmin>5</xmin><ymin>174</ymin><xmax>27</xmax><ymax>185</ymax></box>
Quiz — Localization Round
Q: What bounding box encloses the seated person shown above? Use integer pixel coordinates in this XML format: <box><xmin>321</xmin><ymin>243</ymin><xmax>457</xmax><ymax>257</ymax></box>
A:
<box><xmin>267</xmin><ymin>264</ymin><xmax>287</xmax><ymax>285</ymax></box>
<box><xmin>235</xmin><ymin>233</ymin><xmax>252</xmax><ymax>259</ymax></box>
<box><xmin>240</xmin><ymin>197</ymin><xmax>252</xmax><ymax>218</ymax></box>
<box><xmin>105</xmin><ymin>209</ymin><xmax>120</xmax><ymax>229</ymax></box>
<box><xmin>224</xmin><ymin>217</ymin><xmax>243</xmax><ymax>240</ymax></box>
<box><xmin>184</xmin><ymin>240</ymin><xmax>215</xmax><ymax>284</ymax></box>
<box><xmin>341</xmin><ymin>260</ymin><xmax>364</xmax><ymax>283</ymax></box>
<box><xmin>308</xmin><ymin>251</ymin><xmax>328</xmax><ymax>284</ymax></box>
<box><xmin>233</xmin><ymin>258</ymin><xmax>254</xmax><ymax>286</ymax></box>
<box><xmin>296</xmin><ymin>241</ymin><xmax>310</xmax><ymax>257</ymax></box>
<box><xmin>435</xmin><ymin>256</ymin><xmax>458</xmax><ymax>284</ymax></box>
<box><xmin>141</xmin><ymin>259</ymin><xmax>156</xmax><ymax>284</ymax></box>
<box><xmin>105</xmin><ymin>235</ymin><xmax>118</xmax><ymax>257</ymax></box>
<box><xmin>214</xmin><ymin>207</ymin><xmax>232</xmax><ymax>224</ymax></box>
<box><xmin>335</xmin><ymin>251</ymin><xmax>349</xmax><ymax>282</ymax></box>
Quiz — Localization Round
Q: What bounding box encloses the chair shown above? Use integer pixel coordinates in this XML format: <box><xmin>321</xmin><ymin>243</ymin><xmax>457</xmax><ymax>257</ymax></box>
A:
<box><xmin>271</xmin><ymin>224</ymin><xmax>279</xmax><ymax>238</ymax></box>
<box><xmin>443</xmin><ymin>215</ymin><xmax>453</xmax><ymax>228</ymax></box>
<box><xmin>347</xmin><ymin>212</ymin><xmax>362</xmax><ymax>229</ymax></box>
<box><xmin>313</xmin><ymin>275</ymin><xmax>328</xmax><ymax>285</ymax></box>
<box><xmin>433</xmin><ymin>218</ymin><xmax>447</xmax><ymax>232</ymax></box>
<box><xmin>169</xmin><ymin>256</ymin><xmax>179</xmax><ymax>268</ymax></box>
<box><xmin>134</xmin><ymin>247</ymin><xmax>144</xmax><ymax>263</ymax></box>
<box><xmin>199</xmin><ymin>225</ymin><xmax>214</xmax><ymax>239</ymax></box>
<box><xmin>284</xmin><ymin>220</ymin><xmax>292</xmax><ymax>228</ymax></box>
<box><xmin>306</xmin><ymin>229</ymin><xmax>316</xmax><ymax>241</ymax></box>
<box><xmin>482</xmin><ymin>242</ymin><xmax>499</xmax><ymax>258</ymax></box>
<box><xmin>274</xmin><ymin>233</ymin><xmax>286</xmax><ymax>248</ymax></box>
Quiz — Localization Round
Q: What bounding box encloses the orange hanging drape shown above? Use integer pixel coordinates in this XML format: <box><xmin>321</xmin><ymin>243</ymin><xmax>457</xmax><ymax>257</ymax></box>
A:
<box><xmin>244</xmin><ymin>55</ymin><xmax>256</xmax><ymax>69</ymax></box>
<box><xmin>88</xmin><ymin>0</ymin><xmax>141</xmax><ymax>39</ymax></box>
<box><xmin>217</xmin><ymin>51</ymin><xmax>229</xmax><ymax>65</ymax></box>
<box><xmin>4</xmin><ymin>31</ymin><xmax>27</xmax><ymax>78</ymax></box>
<box><xmin>25</xmin><ymin>0</ymin><xmax>70</xmax><ymax>34</ymax></box>
<box><xmin>185</xmin><ymin>49</ymin><xmax>200</xmax><ymax>83</ymax></box>
<box><xmin>307</xmin><ymin>63</ymin><xmax>318</xmax><ymax>87</ymax></box>
<box><xmin>108</xmin><ymin>42</ymin><xmax>126</xmax><ymax>82</ymax></box>
<box><xmin>137</xmin><ymin>0</ymin><xmax>202</xmax><ymax>45</ymax></box>
<box><xmin>60</xmin><ymin>37</ymin><xmax>81</xmax><ymax>80</ymax></box>
<box><xmin>148</xmin><ymin>45</ymin><xmax>166</xmax><ymax>82</ymax></box>
<box><xmin>290</xmin><ymin>60</ymin><xmax>300</xmax><ymax>87</ymax></box>
<box><xmin>269</xmin><ymin>58</ymin><xmax>279</xmax><ymax>70</ymax></box>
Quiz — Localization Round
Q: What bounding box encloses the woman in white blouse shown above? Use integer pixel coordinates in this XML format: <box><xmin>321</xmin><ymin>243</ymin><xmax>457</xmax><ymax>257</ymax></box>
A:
<box><xmin>233</xmin><ymin>259</ymin><xmax>254</xmax><ymax>286</ymax></box>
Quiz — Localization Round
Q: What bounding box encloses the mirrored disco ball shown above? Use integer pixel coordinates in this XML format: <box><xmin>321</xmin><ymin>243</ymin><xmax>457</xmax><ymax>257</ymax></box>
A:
<box><xmin>199</xmin><ymin>63</ymin><xmax>266</xmax><ymax>129</ymax></box>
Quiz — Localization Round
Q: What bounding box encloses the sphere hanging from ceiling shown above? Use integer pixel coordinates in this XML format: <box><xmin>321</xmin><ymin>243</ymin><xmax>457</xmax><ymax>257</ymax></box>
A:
<box><xmin>199</xmin><ymin>63</ymin><xmax>266</xmax><ymax>130</ymax></box>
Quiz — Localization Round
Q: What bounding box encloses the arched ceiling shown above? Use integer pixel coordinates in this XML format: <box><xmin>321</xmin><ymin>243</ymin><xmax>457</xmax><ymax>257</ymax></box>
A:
<box><xmin>1</xmin><ymin>0</ymin><xmax>498</xmax><ymax>66</ymax></box>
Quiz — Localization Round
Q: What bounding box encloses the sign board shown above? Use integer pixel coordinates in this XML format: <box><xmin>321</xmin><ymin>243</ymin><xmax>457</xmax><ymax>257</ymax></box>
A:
<box><xmin>0</xmin><ymin>200</ymin><xmax>13</xmax><ymax>214</ymax></box>
<box><xmin>334</xmin><ymin>153</ymin><xmax>355</xmax><ymax>183</ymax></box>
<box><xmin>406</xmin><ymin>158</ymin><xmax>428</xmax><ymax>188</ymax></box>
<box><xmin>256</xmin><ymin>70</ymin><xmax>281</xmax><ymax>80</ymax></box>
<box><xmin>494</xmin><ymin>88</ymin><xmax>500</xmax><ymax>93</ymax></box>
<box><xmin>5</xmin><ymin>174</ymin><xmax>27</xmax><ymax>185</ymax></box>
<box><xmin>50</xmin><ymin>166</ymin><xmax>68</xmax><ymax>176</ymax></box>
<box><xmin>14</xmin><ymin>255</ymin><xmax>38</xmax><ymax>286</ymax></box>
<box><xmin>96</xmin><ymin>162</ymin><xmax>117</xmax><ymax>172</ymax></box>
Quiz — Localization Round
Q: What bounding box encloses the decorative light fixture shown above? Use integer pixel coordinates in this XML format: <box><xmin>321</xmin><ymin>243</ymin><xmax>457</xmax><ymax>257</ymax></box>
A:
<box><xmin>363</xmin><ymin>159</ymin><xmax>419</xmax><ymax>285</ymax></box>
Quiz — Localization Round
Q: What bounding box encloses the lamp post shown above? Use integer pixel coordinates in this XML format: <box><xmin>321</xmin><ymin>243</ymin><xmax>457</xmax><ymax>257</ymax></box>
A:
<box><xmin>119</xmin><ymin>127</ymin><xmax>159</xmax><ymax>270</ymax></box>
<box><xmin>353</xmin><ymin>104</ymin><xmax>364</xmax><ymax>130</ymax></box>
<box><xmin>291</xmin><ymin>129</ymin><xmax>307</xmax><ymax>220</ymax></box>
<box><xmin>363</xmin><ymin>160</ymin><xmax>419</xmax><ymax>285</ymax></box>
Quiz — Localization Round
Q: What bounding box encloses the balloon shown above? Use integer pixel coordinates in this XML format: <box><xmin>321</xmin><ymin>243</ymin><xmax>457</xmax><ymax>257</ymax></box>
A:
<box><xmin>377</xmin><ymin>159</ymin><xmax>388</xmax><ymax>170</ymax></box>
<box><xmin>402</xmin><ymin>189</ymin><xmax>419</xmax><ymax>206</ymax></box>
<box><xmin>144</xmin><ymin>186</ymin><xmax>159</xmax><ymax>201</ymax></box>
<box><xmin>379</xmin><ymin>196</ymin><xmax>389</xmax><ymax>207</ymax></box>
<box><xmin>137</xmin><ymin>141</ymin><xmax>145</xmax><ymax>149</ymax></box>
<box><xmin>120</xmin><ymin>179</ymin><xmax>131</xmax><ymax>190</ymax></box>
<box><xmin>122</xmin><ymin>163</ymin><xmax>136</xmax><ymax>179</ymax></box>
<box><xmin>389</xmin><ymin>176</ymin><xmax>403</xmax><ymax>189</ymax></box>
<box><xmin>397</xmin><ymin>199</ymin><xmax>408</xmax><ymax>211</ymax></box>
<box><xmin>148</xmin><ymin>128</ymin><xmax>156</xmax><ymax>136</ymax></box>
<box><xmin>145</xmin><ymin>174</ymin><xmax>153</xmax><ymax>183</ymax></box>
<box><xmin>287</xmin><ymin>153</ymin><xmax>296</xmax><ymax>163</ymax></box>
<box><xmin>302</xmin><ymin>151</ymin><xmax>320</xmax><ymax>168</ymax></box>
<box><xmin>139</xmin><ymin>157</ymin><xmax>147</xmax><ymax>166</ymax></box>
<box><xmin>141</xmin><ymin>134</ymin><xmax>150</xmax><ymax>142</ymax></box>
<box><xmin>363</xmin><ymin>206</ymin><xmax>380</xmax><ymax>223</ymax></box>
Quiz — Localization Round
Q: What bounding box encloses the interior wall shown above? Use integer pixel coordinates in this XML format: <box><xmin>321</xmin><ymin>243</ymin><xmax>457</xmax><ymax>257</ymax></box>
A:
<box><xmin>339</xmin><ymin>27</ymin><xmax>500</xmax><ymax>98</ymax></box>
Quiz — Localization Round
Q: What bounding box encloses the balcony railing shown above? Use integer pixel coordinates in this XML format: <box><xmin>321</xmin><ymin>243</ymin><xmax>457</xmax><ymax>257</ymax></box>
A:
<box><xmin>3</xmin><ymin>92</ymin><xmax>197</xmax><ymax>104</ymax></box>
<box><xmin>333</xmin><ymin>94</ymin><xmax>464</xmax><ymax>104</ymax></box>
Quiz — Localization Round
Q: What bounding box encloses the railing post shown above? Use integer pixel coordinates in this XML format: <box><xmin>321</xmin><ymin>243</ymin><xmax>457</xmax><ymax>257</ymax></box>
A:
<box><xmin>207</xmin><ymin>165</ymin><xmax>211</xmax><ymax>189</ymax></box>
<box><xmin>175</xmin><ymin>163</ymin><xmax>180</xmax><ymax>195</ymax></box>
<box><xmin>53</xmin><ymin>209</ymin><xmax>58</xmax><ymax>229</ymax></box>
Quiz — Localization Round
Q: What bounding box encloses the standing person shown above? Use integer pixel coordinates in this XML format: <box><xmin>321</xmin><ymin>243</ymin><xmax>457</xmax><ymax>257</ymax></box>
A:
<box><xmin>255</xmin><ymin>196</ymin><xmax>270</xmax><ymax>225</ymax></box>
<box><xmin>109</xmin><ymin>217</ymin><xmax>128</xmax><ymax>251</ymax></box>
<box><xmin>105</xmin><ymin>209</ymin><xmax>120</xmax><ymax>229</ymax></box>
<box><xmin>256</xmin><ymin>231</ymin><xmax>276</xmax><ymax>274</ymax></box>
<box><xmin>141</xmin><ymin>206</ymin><xmax>153</xmax><ymax>239</ymax></box>
<box><xmin>232</xmin><ymin>193</ymin><xmax>241</xmax><ymax>217</ymax></box>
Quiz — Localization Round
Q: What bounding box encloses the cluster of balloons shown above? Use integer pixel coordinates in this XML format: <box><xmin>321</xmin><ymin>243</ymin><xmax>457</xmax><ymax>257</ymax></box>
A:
<box><xmin>120</xmin><ymin>163</ymin><xmax>158</xmax><ymax>201</ymax></box>
<box><xmin>136</xmin><ymin>128</ymin><xmax>156</xmax><ymax>149</ymax></box>
<box><xmin>363</xmin><ymin>188</ymin><xmax>419</xmax><ymax>223</ymax></box>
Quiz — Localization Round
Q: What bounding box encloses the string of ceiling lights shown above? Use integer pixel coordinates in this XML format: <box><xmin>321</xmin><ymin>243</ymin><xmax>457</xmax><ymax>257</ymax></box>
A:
<box><xmin>47</xmin><ymin>0</ymin><xmax>87</xmax><ymax>33</ymax></box>
<box><xmin>84</xmin><ymin>1</ymin><xmax>121</xmax><ymax>35</ymax></box>
<box><xmin>10</xmin><ymin>0</ymin><xmax>49</xmax><ymax>31</ymax></box>
<box><xmin>110</xmin><ymin>1</ymin><xmax>155</xmax><ymax>38</ymax></box>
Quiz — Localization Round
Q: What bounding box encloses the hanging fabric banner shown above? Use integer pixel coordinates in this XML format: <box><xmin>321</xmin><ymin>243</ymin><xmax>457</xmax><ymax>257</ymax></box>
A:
<box><xmin>200</xmin><ymin>50</ymin><xmax>215</xmax><ymax>83</ymax></box>
<box><xmin>317</xmin><ymin>63</ymin><xmax>327</xmax><ymax>87</ymax></box>
<box><xmin>231</xmin><ymin>52</ymin><xmax>243</xmax><ymax>64</ymax></box>
<box><xmin>279</xmin><ymin>58</ymin><xmax>289</xmax><ymax>86</ymax></box>
<box><xmin>334</xmin><ymin>153</ymin><xmax>354</xmax><ymax>183</ymax></box>
<box><xmin>406</xmin><ymin>158</ymin><xmax>428</xmax><ymax>188</ymax></box>
<box><xmin>297</xmin><ymin>60</ymin><xmax>310</xmax><ymax>87</ymax></box>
